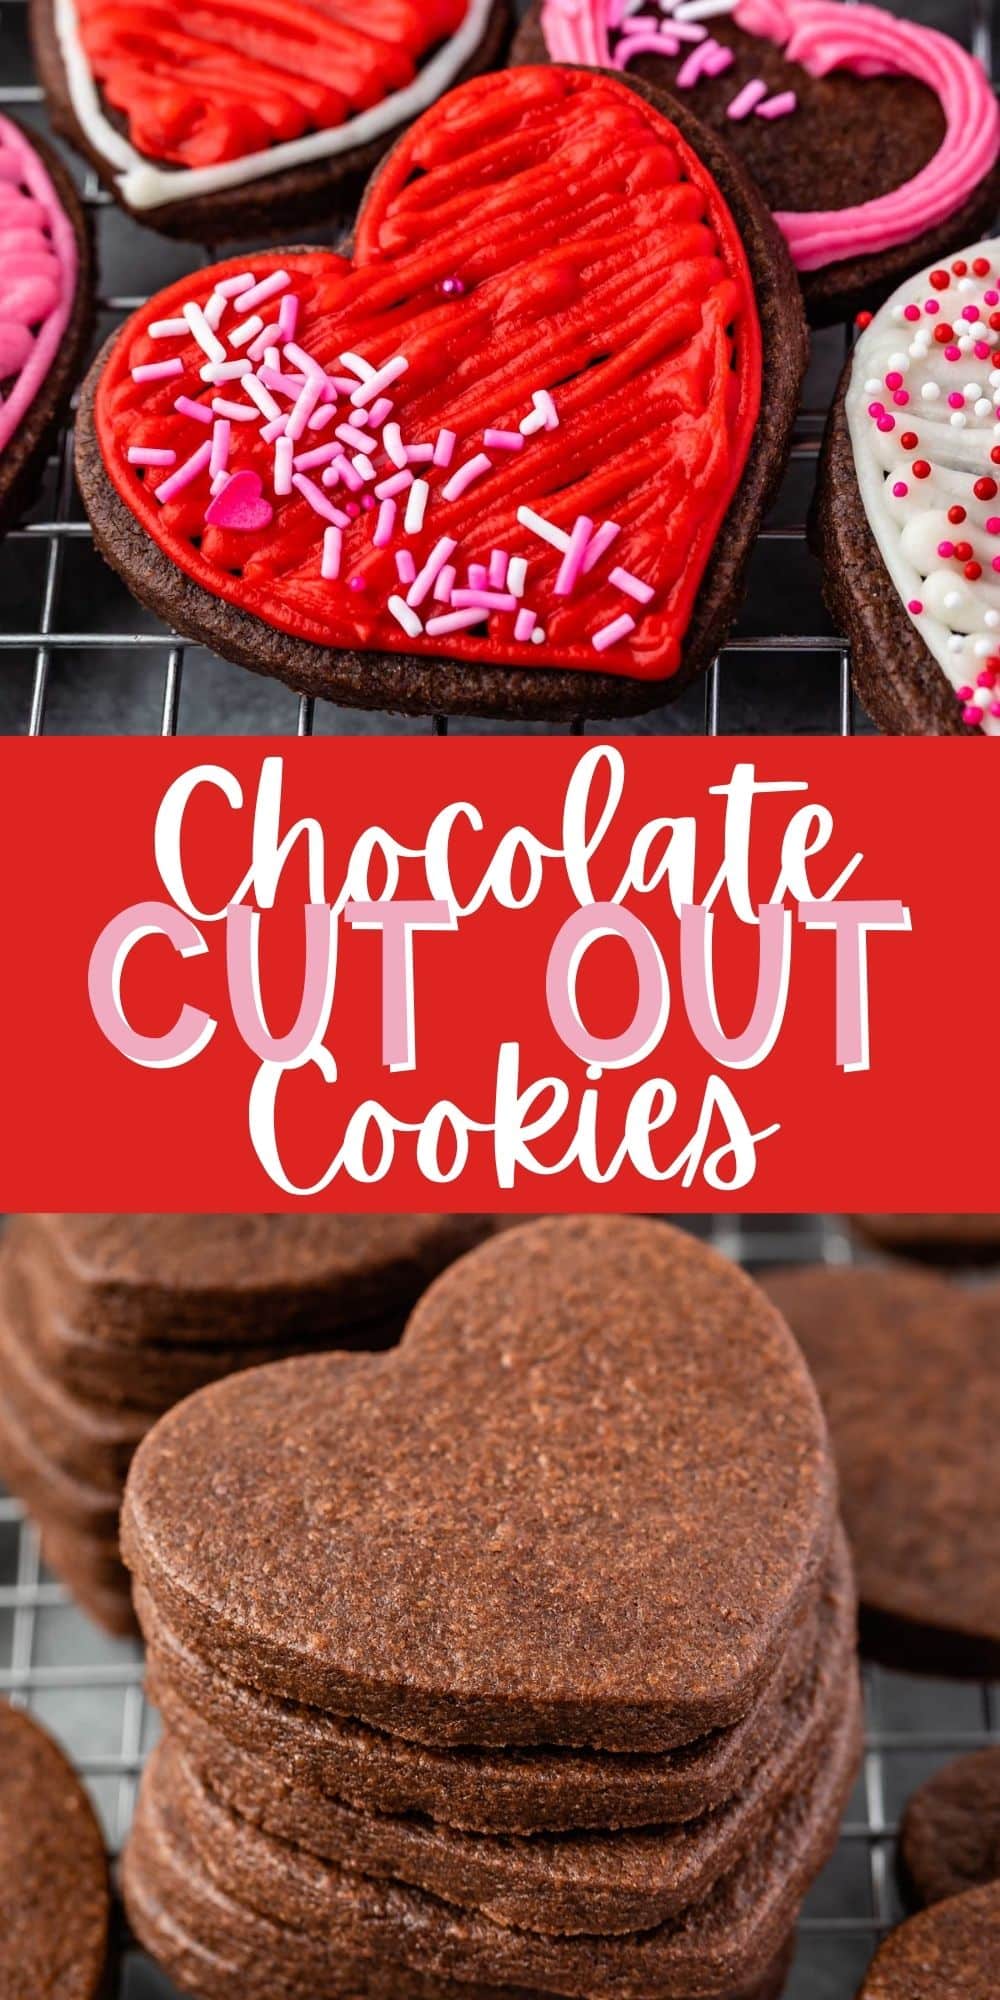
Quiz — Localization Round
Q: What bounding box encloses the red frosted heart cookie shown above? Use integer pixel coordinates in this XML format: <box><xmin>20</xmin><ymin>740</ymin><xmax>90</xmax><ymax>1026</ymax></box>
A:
<box><xmin>30</xmin><ymin>0</ymin><xmax>512</xmax><ymax>239</ymax></box>
<box><xmin>75</xmin><ymin>65</ymin><xmax>806</xmax><ymax>720</ymax></box>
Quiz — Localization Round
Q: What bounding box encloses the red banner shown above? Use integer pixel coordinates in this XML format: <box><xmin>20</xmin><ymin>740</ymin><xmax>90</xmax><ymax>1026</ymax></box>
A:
<box><xmin>0</xmin><ymin>737</ymin><xmax>988</xmax><ymax>1212</ymax></box>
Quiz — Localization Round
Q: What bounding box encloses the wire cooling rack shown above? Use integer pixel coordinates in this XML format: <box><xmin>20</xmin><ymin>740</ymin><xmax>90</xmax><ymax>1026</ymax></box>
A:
<box><xmin>0</xmin><ymin>0</ymin><xmax>996</xmax><ymax>738</ymax></box>
<box><xmin>1</xmin><ymin>1211</ymin><xmax>997</xmax><ymax>2000</ymax></box>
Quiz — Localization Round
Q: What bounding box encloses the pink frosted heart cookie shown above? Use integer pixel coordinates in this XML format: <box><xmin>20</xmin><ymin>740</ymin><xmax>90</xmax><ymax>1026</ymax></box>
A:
<box><xmin>0</xmin><ymin>114</ymin><xmax>91</xmax><ymax>537</ymax></box>
<box><xmin>513</xmin><ymin>0</ymin><xmax>1000</xmax><ymax>325</ymax></box>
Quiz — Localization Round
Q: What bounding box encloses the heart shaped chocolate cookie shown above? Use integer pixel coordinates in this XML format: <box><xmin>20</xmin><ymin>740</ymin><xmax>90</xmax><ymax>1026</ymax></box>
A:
<box><xmin>121</xmin><ymin>1217</ymin><xmax>836</xmax><ymax>1753</ymax></box>
<box><xmin>514</xmin><ymin>0</ymin><xmax>1000</xmax><ymax>327</ymax></box>
<box><xmin>75</xmin><ymin>64</ymin><xmax>806</xmax><ymax>719</ymax></box>
<box><xmin>0</xmin><ymin>113</ymin><xmax>91</xmax><ymax>539</ymax></box>
<box><xmin>31</xmin><ymin>0</ymin><xmax>512</xmax><ymax>239</ymax></box>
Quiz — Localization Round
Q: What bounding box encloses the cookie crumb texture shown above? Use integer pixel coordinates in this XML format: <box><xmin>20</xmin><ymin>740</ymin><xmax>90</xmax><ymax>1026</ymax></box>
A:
<box><xmin>515</xmin><ymin>0</ymin><xmax>1000</xmax><ymax>325</ymax></box>
<box><xmin>76</xmin><ymin>63</ymin><xmax>806</xmax><ymax>718</ymax></box>
<box><xmin>856</xmin><ymin>1881</ymin><xmax>1000</xmax><ymax>1999</ymax></box>
<box><xmin>0</xmin><ymin>1703</ymin><xmax>110</xmax><ymax>2000</ymax></box>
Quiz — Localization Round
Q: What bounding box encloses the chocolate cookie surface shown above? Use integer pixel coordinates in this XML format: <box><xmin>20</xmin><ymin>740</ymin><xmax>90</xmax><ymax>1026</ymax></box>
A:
<box><xmin>31</xmin><ymin>0</ymin><xmax>512</xmax><ymax>242</ymax></box>
<box><xmin>0</xmin><ymin>1703</ymin><xmax>110</xmax><ymax>2000</ymax></box>
<box><xmin>123</xmin><ymin>1218</ymin><xmax>835</xmax><ymax>1751</ymax></box>
<box><xmin>75</xmin><ymin>64</ymin><xmax>806</xmax><ymax>723</ymax></box>
<box><xmin>513</xmin><ymin>2</ymin><xmax>1000</xmax><ymax>326</ymax></box>
<box><xmin>901</xmin><ymin>1750</ymin><xmax>1000</xmax><ymax>1908</ymax></box>
<box><xmin>141</xmin><ymin>1537</ymin><xmax>838</xmax><ymax>1834</ymax></box>
<box><xmin>0</xmin><ymin>115</ymin><xmax>91</xmax><ymax>539</ymax></box>
<box><xmin>851</xmin><ymin>1216</ymin><xmax>1000</xmax><ymax>1266</ymax></box>
<box><xmin>760</xmin><ymin>1264</ymin><xmax>1000</xmax><ymax>1675</ymax></box>
<box><xmin>856</xmin><ymin>1882</ymin><xmax>1000</xmax><ymax>2000</ymax></box>
<box><xmin>815</xmin><ymin>240</ymin><xmax>1000</xmax><ymax>737</ymax></box>
<box><xmin>138</xmin><ymin>1678</ymin><xmax>859</xmax><ymax>2000</ymax></box>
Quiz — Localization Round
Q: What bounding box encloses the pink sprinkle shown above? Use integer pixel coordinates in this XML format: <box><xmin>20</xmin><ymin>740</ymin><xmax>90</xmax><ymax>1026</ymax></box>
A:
<box><xmin>991</xmin><ymin>703</ymin><xmax>1000</xmax><ymax>719</ymax></box>
<box><xmin>451</xmin><ymin>589</ymin><xmax>518</xmax><ymax>612</ymax></box>
<box><xmin>468</xmin><ymin>564</ymin><xmax>489</xmax><ymax>590</ymax></box>
<box><xmin>962</xmin><ymin>306</ymin><xmax>980</xmax><ymax>323</ymax></box>
<box><xmin>993</xmin><ymin>555</ymin><xmax>1000</xmax><ymax>573</ymax></box>
<box><xmin>676</xmin><ymin>37</ymin><xmax>729</xmax><ymax>87</ymax></box>
<box><xmin>178</xmin><ymin>395</ymin><xmax>217</xmax><ymax>423</ymax></box>
<box><xmin>425</xmin><ymin>608</ymin><xmax>488</xmax><ymax>636</ymax></box>
<box><xmin>962</xmin><ymin>705</ymin><xmax>983</xmax><ymax>726</ymax></box>
<box><xmin>284</xmin><ymin>342</ymin><xmax>324</xmax><ymax>382</ymax></box>
<box><xmin>592</xmin><ymin>612</ymin><xmax>636</xmax><ymax>654</ymax></box>
<box><xmin>291</xmin><ymin>472</ymin><xmax>349</xmax><ymax>526</ymax></box>
<box><xmin>434</xmin><ymin>564</ymin><xmax>457</xmax><ymax>603</ymax></box>
<box><xmin>247</xmin><ymin>322</ymin><xmax>281</xmax><ymax>363</ymax></box>
<box><xmin>986</xmin><ymin>290</ymin><xmax>1000</xmax><ymax>306</ymax></box>
<box><xmin>908</xmin><ymin>599</ymin><xmax>924</xmax><ymax>614</ymax></box>
<box><xmin>892</xmin><ymin>482</ymin><xmax>908</xmax><ymax>498</ymax></box>
<box><xmin>286</xmin><ymin>377</ymin><xmax>324</xmax><ymax>442</ymax></box>
<box><xmin>885</xmin><ymin>372</ymin><xmax>903</xmax><ymax>391</ymax></box>
<box><xmin>367</xmin><ymin>398</ymin><xmax>395</xmax><ymax>429</ymax></box>
<box><xmin>278</xmin><ymin>294</ymin><xmax>300</xmax><ymax>343</ymax></box>
<box><xmin>488</xmin><ymin>549</ymin><xmax>508</xmax><ymax>588</ymax></box>
<box><xmin>868</xmin><ymin>402</ymin><xmax>885</xmax><ymax>419</ymax></box>
<box><xmin>274</xmin><ymin>436</ymin><xmax>294</xmax><ymax>496</ymax></box>
<box><xmin>582</xmin><ymin>521</ymin><xmax>622</xmax><ymax>573</ymax></box>
<box><xmin>903</xmin><ymin>305</ymin><xmax>921</xmax><ymax>323</ymax></box>
<box><xmin>756</xmin><ymin>89</ymin><xmax>797</xmax><ymax>119</ymax></box>
<box><xmin>877</xmin><ymin>416</ymin><xmax>895</xmax><ymax>433</ymax></box>
<box><xmin>127</xmin><ymin>447</ymin><xmax>176</xmax><ymax>467</ymax></box>
<box><xmin>408</xmin><ymin>537</ymin><xmax>459</xmax><ymax>609</ymax></box>
<box><xmin>938</xmin><ymin>540</ymin><xmax>955</xmax><ymax>558</ymax></box>
<box><xmin>924</xmin><ymin>299</ymin><xmax>940</xmax><ymax>314</ymax></box>
<box><xmin>483</xmin><ymin>429</ymin><xmax>524</xmax><ymax>452</ymax></box>
<box><xmin>610</xmin><ymin>565</ymin><xmax>655</xmax><ymax>605</ymax></box>
<box><xmin>209</xmin><ymin>420</ymin><xmax>230</xmax><ymax>480</ymax></box>
<box><xmin>307</xmin><ymin>404</ymin><xmax>337</xmax><ymax>434</ymax></box>
<box><xmin>986</xmin><ymin>518</ymin><xmax>1000</xmax><ymax>535</ymax></box>
<box><xmin>132</xmin><ymin>358</ymin><xmax>184</xmax><ymax>382</ymax></box>
<box><xmin>396</xmin><ymin>550</ymin><xmax>417</xmax><ymax>585</ymax></box>
<box><xmin>217</xmin><ymin>272</ymin><xmax>255</xmax><ymax>299</ymax></box>
<box><xmin>330</xmin><ymin>453</ymin><xmax>364</xmax><ymax>493</ymax></box>
<box><xmin>975</xmin><ymin>341</ymin><xmax>992</xmax><ymax>360</ymax></box>
<box><xmin>236</xmin><ymin>270</ymin><xmax>290</xmax><ymax>313</ymax></box>
<box><xmin>945</xmin><ymin>345</ymin><xmax>961</xmax><ymax>362</ymax></box>
<box><xmin>294</xmin><ymin>441</ymin><xmax>341</xmax><ymax>473</ymax></box>
<box><xmin>978</xmin><ymin>669</ymin><xmax>997</xmax><ymax>688</ymax></box>
<box><xmin>154</xmin><ymin>441</ymin><xmax>212</xmax><ymax>504</ymax></box>
<box><xmin>374</xmin><ymin>500</ymin><xmax>397</xmax><ymax>548</ymax></box>
<box><xmin>948</xmin><ymin>392</ymin><xmax>966</xmax><ymax>409</ymax></box>
<box><xmin>375</xmin><ymin>470</ymin><xmax>413</xmax><ymax>500</ymax></box>
<box><xmin>514</xmin><ymin>609</ymin><xmax>537</xmax><ymax>643</ymax></box>
<box><xmin>893</xmin><ymin>391</ymin><xmax>910</xmax><ymax>407</ymax></box>
<box><xmin>957</xmin><ymin>685</ymin><xmax>974</xmax><ymax>700</ymax></box>
<box><xmin>727</xmin><ymin>77</ymin><xmax>767</xmax><ymax>120</ymax></box>
<box><xmin>433</xmin><ymin>429</ymin><xmax>457</xmax><ymax>468</ymax></box>
<box><xmin>337</xmin><ymin>423</ymin><xmax>378</xmax><ymax>454</ymax></box>
<box><xmin>321</xmin><ymin>526</ymin><xmax>342</xmax><ymax>581</ymax></box>
<box><xmin>260</xmin><ymin>415</ymin><xmax>288</xmax><ymax>443</ymax></box>
<box><xmin>442</xmin><ymin>453</ymin><xmax>492</xmax><ymax>502</ymax></box>
<box><xmin>555</xmin><ymin>515</ymin><xmax>595</xmax><ymax>597</ymax></box>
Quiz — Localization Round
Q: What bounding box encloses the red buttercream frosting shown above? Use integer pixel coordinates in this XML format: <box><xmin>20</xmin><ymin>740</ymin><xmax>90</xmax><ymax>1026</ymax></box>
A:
<box><xmin>93</xmin><ymin>67</ymin><xmax>763</xmax><ymax>681</ymax></box>
<box><xmin>76</xmin><ymin>0</ymin><xmax>467</xmax><ymax>167</ymax></box>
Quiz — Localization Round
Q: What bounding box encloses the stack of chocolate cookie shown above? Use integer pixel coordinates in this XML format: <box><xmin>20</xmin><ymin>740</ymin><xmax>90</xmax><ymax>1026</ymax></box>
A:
<box><xmin>122</xmin><ymin>1217</ymin><xmax>862</xmax><ymax>2000</ymax></box>
<box><xmin>0</xmin><ymin>1213</ymin><xmax>493</xmax><ymax>1634</ymax></box>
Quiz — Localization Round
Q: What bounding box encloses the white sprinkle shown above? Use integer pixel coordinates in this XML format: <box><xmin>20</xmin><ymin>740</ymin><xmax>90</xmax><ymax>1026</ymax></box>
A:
<box><xmin>229</xmin><ymin>315</ymin><xmax>265</xmax><ymax>349</ymax></box>
<box><xmin>352</xmin><ymin>453</ymin><xmax>376</xmax><ymax>482</ymax></box>
<box><xmin>274</xmin><ymin>436</ymin><xmax>294</xmax><ymax>496</ymax></box>
<box><xmin>243</xmin><ymin>375</ymin><xmax>282</xmax><ymax>422</ymax></box>
<box><xmin>986</xmin><ymin>610</ymin><xmax>1000</xmax><ymax>630</ymax></box>
<box><xmin>339</xmin><ymin>351</ymin><xmax>377</xmax><ymax>383</ymax></box>
<box><xmin>405</xmin><ymin>479</ymin><xmax>430</xmax><ymax>535</ymax></box>
<box><xmin>204</xmin><ymin>292</ymin><xmax>227</xmax><ymax>332</ymax></box>
<box><xmin>149</xmin><ymin>317</ymin><xmax>189</xmax><ymax>339</ymax></box>
<box><xmin>388</xmin><ymin>594</ymin><xmax>423</xmax><ymax>638</ymax></box>
<box><xmin>183</xmin><ymin>301</ymin><xmax>227</xmax><ymax>364</ymax></box>
<box><xmin>383</xmin><ymin>423</ymin><xmax>408</xmax><ymax>469</ymax></box>
<box><xmin>217</xmin><ymin>273</ymin><xmax>256</xmax><ymax>299</ymax></box>
<box><xmin>442</xmin><ymin>454</ymin><xmax>492</xmax><ymax>503</ymax></box>
<box><xmin>200</xmin><ymin>359</ymin><xmax>252</xmax><ymax>383</ymax></box>
<box><xmin>209</xmin><ymin>419</ymin><xmax>230</xmax><ymax>479</ymax></box>
<box><xmin>507</xmin><ymin>556</ymin><xmax>527</xmax><ymax>598</ymax></box>
<box><xmin>516</xmin><ymin>505</ymin><xmax>571</xmax><ymax>553</ymax></box>
<box><xmin>351</xmin><ymin>356</ymin><xmax>409</xmax><ymax>408</ymax></box>
<box><xmin>407</xmin><ymin>537</ymin><xmax>458</xmax><ymax>609</ymax></box>
<box><xmin>921</xmin><ymin>383</ymin><xmax>941</xmax><ymax>402</ymax></box>
<box><xmin>235</xmin><ymin>270</ymin><xmax>290</xmax><ymax>313</ymax></box>
<box><xmin>322</xmin><ymin>525</ymin><xmax>342</xmax><ymax>581</ymax></box>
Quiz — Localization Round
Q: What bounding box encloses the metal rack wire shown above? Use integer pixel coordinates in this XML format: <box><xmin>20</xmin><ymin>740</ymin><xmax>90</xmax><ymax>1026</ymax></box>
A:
<box><xmin>1</xmin><ymin>0</ymin><xmax>993</xmax><ymax>738</ymax></box>
<box><xmin>2</xmin><ymin>1211</ymin><xmax>997</xmax><ymax>1999</ymax></box>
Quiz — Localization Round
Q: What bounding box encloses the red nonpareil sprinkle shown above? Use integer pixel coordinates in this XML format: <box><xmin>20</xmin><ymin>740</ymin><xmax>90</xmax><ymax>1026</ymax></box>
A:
<box><xmin>974</xmin><ymin>477</ymin><xmax>999</xmax><ymax>501</ymax></box>
<box><xmin>855</xmin><ymin>311</ymin><xmax>873</xmax><ymax>328</ymax></box>
<box><xmin>948</xmin><ymin>505</ymin><xmax>967</xmax><ymax>524</ymax></box>
<box><xmin>929</xmin><ymin>269</ymin><xmax>950</xmax><ymax>290</ymax></box>
<box><xmin>991</xmin><ymin>312</ymin><xmax>1000</xmax><ymax>332</ymax></box>
<box><xmin>953</xmin><ymin>260</ymin><xmax>969</xmax><ymax>275</ymax></box>
<box><xmin>933</xmin><ymin>324</ymin><xmax>955</xmax><ymax>344</ymax></box>
<box><xmin>965</xmin><ymin>562</ymin><xmax>983</xmax><ymax>581</ymax></box>
<box><xmin>974</xmin><ymin>257</ymin><xmax>992</xmax><ymax>277</ymax></box>
<box><xmin>992</xmin><ymin>446</ymin><xmax>1000</xmax><ymax>464</ymax></box>
<box><xmin>953</xmin><ymin>541</ymin><xmax>973</xmax><ymax>561</ymax></box>
<box><xmin>900</xmin><ymin>432</ymin><xmax>919</xmax><ymax>451</ymax></box>
<box><xmin>912</xmin><ymin>461</ymin><xmax>931</xmax><ymax>479</ymax></box>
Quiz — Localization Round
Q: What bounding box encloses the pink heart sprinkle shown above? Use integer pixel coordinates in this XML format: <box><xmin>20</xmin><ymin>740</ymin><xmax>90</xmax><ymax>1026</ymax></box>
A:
<box><xmin>204</xmin><ymin>468</ymin><xmax>273</xmax><ymax>532</ymax></box>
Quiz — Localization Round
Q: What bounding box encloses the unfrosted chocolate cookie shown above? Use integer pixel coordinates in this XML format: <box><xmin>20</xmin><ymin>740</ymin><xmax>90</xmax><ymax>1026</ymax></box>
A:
<box><xmin>136</xmin><ymin>1677</ymin><xmax>859</xmax><ymax>2000</ymax></box>
<box><xmin>31</xmin><ymin>0</ymin><xmax>512</xmax><ymax>242</ymax></box>
<box><xmin>901</xmin><ymin>1750</ymin><xmax>1000</xmax><ymax>1908</ymax></box>
<box><xmin>151</xmin><ymin>1547</ymin><xmax>854</xmax><ymax>1936</ymax></box>
<box><xmin>74</xmin><ymin>65</ymin><xmax>806</xmax><ymax>724</ymax></box>
<box><xmin>123</xmin><ymin>1218</ymin><xmax>836</xmax><ymax>1752</ymax></box>
<box><xmin>0</xmin><ymin>1703</ymin><xmax>110</xmax><ymax>2000</ymax></box>
<box><xmin>851</xmin><ymin>1217</ymin><xmax>1000</xmax><ymax>1266</ymax></box>
<box><xmin>123</xmin><ymin>1787</ymin><xmax>795</xmax><ymax>2000</ymax></box>
<box><xmin>512</xmin><ymin>2</ymin><xmax>1000</xmax><ymax>327</ymax></box>
<box><xmin>141</xmin><ymin>1534</ymin><xmax>842</xmax><ymax>1835</ymax></box>
<box><xmin>0</xmin><ymin>115</ymin><xmax>92</xmax><ymax>540</ymax></box>
<box><xmin>856</xmin><ymin>1882</ymin><xmax>1000</xmax><ymax>1999</ymax></box>
<box><xmin>760</xmin><ymin>1264</ymin><xmax>1000</xmax><ymax>1676</ymax></box>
